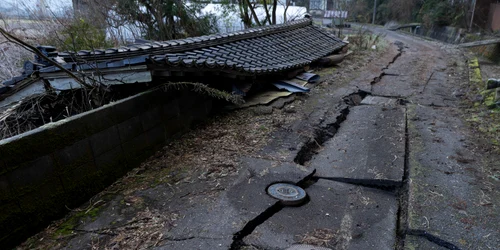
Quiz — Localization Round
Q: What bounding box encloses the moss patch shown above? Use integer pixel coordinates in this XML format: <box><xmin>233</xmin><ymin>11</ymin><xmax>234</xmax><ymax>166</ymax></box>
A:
<box><xmin>54</xmin><ymin>206</ymin><xmax>101</xmax><ymax>237</ymax></box>
<box><xmin>463</xmin><ymin>57</ymin><xmax>500</xmax><ymax>152</ymax></box>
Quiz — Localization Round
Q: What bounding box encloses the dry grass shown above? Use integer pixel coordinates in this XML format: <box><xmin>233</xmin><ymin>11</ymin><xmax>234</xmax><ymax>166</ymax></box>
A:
<box><xmin>347</xmin><ymin>27</ymin><xmax>386</xmax><ymax>51</ymax></box>
<box><xmin>296</xmin><ymin>228</ymin><xmax>338</xmax><ymax>247</ymax></box>
<box><xmin>88</xmin><ymin>208</ymin><xmax>179</xmax><ymax>250</ymax></box>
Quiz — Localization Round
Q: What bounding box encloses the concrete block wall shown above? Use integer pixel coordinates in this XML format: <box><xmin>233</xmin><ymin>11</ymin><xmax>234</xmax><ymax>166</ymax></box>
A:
<box><xmin>0</xmin><ymin>88</ymin><xmax>212</xmax><ymax>248</ymax></box>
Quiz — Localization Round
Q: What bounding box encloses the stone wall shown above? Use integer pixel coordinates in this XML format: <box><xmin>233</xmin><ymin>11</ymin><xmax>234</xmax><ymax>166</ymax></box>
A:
<box><xmin>0</xmin><ymin>87</ymin><xmax>212</xmax><ymax>248</ymax></box>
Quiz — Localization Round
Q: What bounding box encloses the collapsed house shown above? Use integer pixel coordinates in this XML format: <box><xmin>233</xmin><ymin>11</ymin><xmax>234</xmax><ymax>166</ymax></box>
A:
<box><xmin>0</xmin><ymin>17</ymin><xmax>347</xmax><ymax>110</ymax></box>
<box><xmin>0</xmin><ymin>16</ymin><xmax>349</xmax><ymax>248</ymax></box>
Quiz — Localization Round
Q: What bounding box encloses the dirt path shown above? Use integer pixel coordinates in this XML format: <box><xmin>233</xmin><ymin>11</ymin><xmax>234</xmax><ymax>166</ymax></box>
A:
<box><xmin>17</xmin><ymin>29</ymin><xmax>500</xmax><ymax>250</ymax></box>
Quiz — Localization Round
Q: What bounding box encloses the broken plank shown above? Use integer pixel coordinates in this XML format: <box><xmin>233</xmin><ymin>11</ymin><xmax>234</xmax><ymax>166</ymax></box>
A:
<box><xmin>459</xmin><ymin>38</ymin><xmax>500</xmax><ymax>48</ymax></box>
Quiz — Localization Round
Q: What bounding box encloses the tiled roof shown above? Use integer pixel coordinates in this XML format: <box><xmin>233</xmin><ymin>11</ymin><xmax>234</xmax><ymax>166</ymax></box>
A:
<box><xmin>1</xmin><ymin>18</ymin><xmax>346</xmax><ymax>100</ymax></box>
<box><xmin>150</xmin><ymin>24</ymin><xmax>344</xmax><ymax>74</ymax></box>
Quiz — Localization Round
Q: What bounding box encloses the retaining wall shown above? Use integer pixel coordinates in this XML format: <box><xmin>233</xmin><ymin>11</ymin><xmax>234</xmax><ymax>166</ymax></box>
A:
<box><xmin>415</xmin><ymin>26</ymin><xmax>465</xmax><ymax>44</ymax></box>
<box><xmin>469</xmin><ymin>43</ymin><xmax>500</xmax><ymax>63</ymax></box>
<box><xmin>407</xmin><ymin>25</ymin><xmax>500</xmax><ymax>62</ymax></box>
<box><xmin>0</xmin><ymin>87</ymin><xmax>212</xmax><ymax>248</ymax></box>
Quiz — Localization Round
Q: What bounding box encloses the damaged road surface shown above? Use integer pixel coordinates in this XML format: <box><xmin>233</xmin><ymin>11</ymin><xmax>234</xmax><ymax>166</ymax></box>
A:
<box><xmin>19</xmin><ymin>28</ymin><xmax>500</xmax><ymax>250</ymax></box>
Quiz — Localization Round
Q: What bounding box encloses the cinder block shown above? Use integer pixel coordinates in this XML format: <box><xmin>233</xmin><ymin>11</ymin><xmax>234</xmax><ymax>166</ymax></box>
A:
<box><xmin>81</xmin><ymin>104</ymin><xmax>116</xmax><ymax>135</ymax></box>
<box><xmin>90</xmin><ymin>126</ymin><xmax>121</xmax><ymax>156</ymax></box>
<box><xmin>0</xmin><ymin>201</ymin><xmax>23</xmax><ymax>240</ymax></box>
<box><xmin>18</xmin><ymin>176</ymin><xmax>64</xmax><ymax>209</ymax></box>
<box><xmin>54</xmin><ymin>138</ymin><xmax>94</xmax><ymax>171</ymax></box>
<box><xmin>17</xmin><ymin>181</ymin><xmax>66</xmax><ymax>228</ymax></box>
<box><xmin>162</xmin><ymin>99</ymin><xmax>180</xmax><ymax>119</ymax></box>
<box><xmin>145</xmin><ymin>125</ymin><xmax>166</xmax><ymax>148</ymax></box>
<box><xmin>164</xmin><ymin>116</ymin><xmax>192</xmax><ymax>138</ymax></box>
<box><xmin>178</xmin><ymin>90</ymin><xmax>199</xmax><ymax>113</ymax></box>
<box><xmin>117</xmin><ymin>116</ymin><xmax>144</xmax><ymax>143</ymax></box>
<box><xmin>0</xmin><ymin>159</ymin><xmax>6</xmax><ymax>179</ymax></box>
<box><xmin>59</xmin><ymin>164</ymin><xmax>104</xmax><ymax>207</ymax></box>
<box><xmin>121</xmin><ymin>133</ymin><xmax>149</xmax><ymax>158</ymax></box>
<box><xmin>191</xmin><ymin>99</ymin><xmax>213</xmax><ymax>122</ymax></box>
<box><xmin>122</xmin><ymin>132</ymin><xmax>156</xmax><ymax>168</ymax></box>
<box><xmin>141</xmin><ymin>106</ymin><xmax>163</xmax><ymax>131</ymax></box>
<box><xmin>112</xmin><ymin>92</ymin><xmax>151</xmax><ymax>123</ymax></box>
<box><xmin>95</xmin><ymin>145</ymin><xmax>124</xmax><ymax>170</ymax></box>
<box><xmin>146</xmin><ymin>88</ymin><xmax>177</xmax><ymax>107</ymax></box>
<box><xmin>95</xmin><ymin>146</ymin><xmax>127</xmax><ymax>183</ymax></box>
<box><xmin>0</xmin><ymin>118</ymin><xmax>89</xmax><ymax>169</ymax></box>
<box><xmin>7</xmin><ymin>155</ymin><xmax>56</xmax><ymax>195</ymax></box>
<box><xmin>0</xmin><ymin>174</ymin><xmax>15</xmax><ymax>203</ymax></box>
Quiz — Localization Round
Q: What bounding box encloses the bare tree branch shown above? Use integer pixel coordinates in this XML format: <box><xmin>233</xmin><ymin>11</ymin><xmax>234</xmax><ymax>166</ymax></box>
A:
<box><xmin>0</xmin><ymin>26</ymin><xmax>93</xmax><ymax>89</ymax></box>
<box><xmin>245</xmin><ymin>0</ymin><xmax>262</xmax><ymax>26</ymax></box>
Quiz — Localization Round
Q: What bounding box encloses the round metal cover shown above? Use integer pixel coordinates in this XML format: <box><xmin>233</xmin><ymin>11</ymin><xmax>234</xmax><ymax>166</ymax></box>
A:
<box><xmin>267</xmin><ymin>183</ymin><xmax>307</xmax><ymax>205</ymax></box>
<box><xmin>285</xmin><ymin>244</ymin><xmax>332</xmax><ymax>250</ymax></box>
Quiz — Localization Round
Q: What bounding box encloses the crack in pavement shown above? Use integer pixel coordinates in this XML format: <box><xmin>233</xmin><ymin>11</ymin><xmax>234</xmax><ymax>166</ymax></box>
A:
<box><xmin>383</xmin><ymin>50</ymin><xmax>403</xmax><ymax>70</ymax></box>
<box><xmin>230</xmin><ymin>170</ymin><xmax>318</xmax><ymax>250</ymax></box>
<box><xmin>384</xmin><ymin>73</ymin><xmax>401</xmax><ymax>76</ymax></box>
<box><xmin>361</xmin><ymin>91</ymin><xmax>410</xmax><ymax>104</ymax></box>
<box><xmin>396</xmin><ymin>107</ymin><xmax>410</xmax><ymax>249</ymax></box>
<box><xmin>342</xmin><ymin>90</ymin><xmax>369</xmax><ymax>106</ymax></box>
<box><xmin>231</xmin><ymin>40</ymin><xmax>432</xmax><ymax>250</ymax></box>
<box><xmin>293</xmin><ymin>107</ymin><xmax>350</xmax><ymax>165</ymax></box>
<box><xmin>293</xmin><ymin>90</ymin><xmax>371</xmax><ymax>166</ymax></box>
<box><xmin>420</xmin><ymin>71</ymin><xmax>435</xmax><ymax>94</ymax></box>
<box><xmin>161</xmin><ymin>236</ymin><xmax>225</xmax><ymax>242</ymax></box>
<box><xmin>314</xmin><ymin>176</ymin><xmax>402</xmax><ymax>193</ymax></box>
<box><xmin>370</xmin><ymin>41</ymin><xmax>405</xmax><ymax>93</ymax></box>
<box><xmin>407</xmin><ymin>229</ymin><xmax>462</xmax><ymax>250</ymax></box>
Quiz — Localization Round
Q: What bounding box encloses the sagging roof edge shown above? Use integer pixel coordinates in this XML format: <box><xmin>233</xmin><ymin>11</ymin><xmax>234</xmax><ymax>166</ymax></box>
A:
<box><xmin>1</xmin><ymin>17</ymin><xmax>347</xmax><ymax>108</ymax></box>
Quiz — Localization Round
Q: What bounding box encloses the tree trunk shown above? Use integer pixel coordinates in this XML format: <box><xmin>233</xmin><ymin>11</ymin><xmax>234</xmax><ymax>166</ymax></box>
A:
<box><xmin>272</xmin><ymin>0</ymin><xmax>277</xmax><ymax>24</ymax></box>
<box><xmin>262</xmin><ymin>0</ymin><xmax>272</xmax><ymax>25</ymax></box>
<box><xmin>238</xmin><ymin>0</ymin><xmax>252</xmax><ymax>28</ymax></box>
<box><xmin>245</xmin><ymin>0</ymin><xmax>262</xmax><ymax>26</ymax></box>
<box><xmin>284</xmin><ymin>0</ymin><xmax>291</xmax><ymax>23</ymax></box>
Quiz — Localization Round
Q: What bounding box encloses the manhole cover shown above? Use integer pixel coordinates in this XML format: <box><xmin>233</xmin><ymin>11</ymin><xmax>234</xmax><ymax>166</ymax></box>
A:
<box><xmin>285</xmin><ymin>244</ymin><xmax>332</xmax><ymax>250</ymax></box>
<box><xmin>267</xmin><ymin>183</ymin><xmax>307</xmax><ymax>206</ymax></box>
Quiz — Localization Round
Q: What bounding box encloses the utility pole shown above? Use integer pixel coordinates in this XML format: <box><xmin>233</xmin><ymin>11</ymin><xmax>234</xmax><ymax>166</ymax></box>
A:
<box><xmin>372</xmin><ymin>0</ymin><xmax>377</xmax><ymax>24</ymax></box>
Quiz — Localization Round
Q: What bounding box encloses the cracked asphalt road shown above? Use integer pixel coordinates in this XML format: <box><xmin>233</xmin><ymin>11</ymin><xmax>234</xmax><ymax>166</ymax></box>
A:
<box><xmin>19</xmin><ymin>28</ymin><xmax>500</xmax><ymax>250</ymax></box>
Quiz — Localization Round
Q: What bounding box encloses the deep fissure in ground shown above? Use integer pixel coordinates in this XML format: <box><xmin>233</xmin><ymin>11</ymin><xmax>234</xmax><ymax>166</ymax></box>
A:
<box><xmin>293</xmin><ymin>107</ymin><xmax>350</xmax><ymax>165</ymax></box>
<box><xmin>408</xmin><ymin>229</ymin><xmax>462</xmax><ymax>250</ymax></box>
<box><xmin>229</xmin><ymin>170</ymin><xmax>318</xmax><ymax>250</ymax></box>
<box><xmin>370</xmin><ymin>41</ymin><xmax>405</xmax><ymax>88</ymax></box>
<box><xmin>396</xmin><ymin>107</ymin><xmax>410</xmax><ymax>249</ymax></box>
<box><xmin>397</xmin><ymin>109</ymin><xmax>462</xmax><ymax>250</ymax></box>
<box><xmin>293</xmin><ymin>91</ymin><xmax>368</xmax><ymax>166</ymax></box>
<box><xmin>316</xmin><ymin>176</ymin><xmax>401</xmax><ymax>193</ymax></box>
<box><xmin>232</xmin><ymin>40</ymin><xmax>461</xmax><ymax>249</ymax></box>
